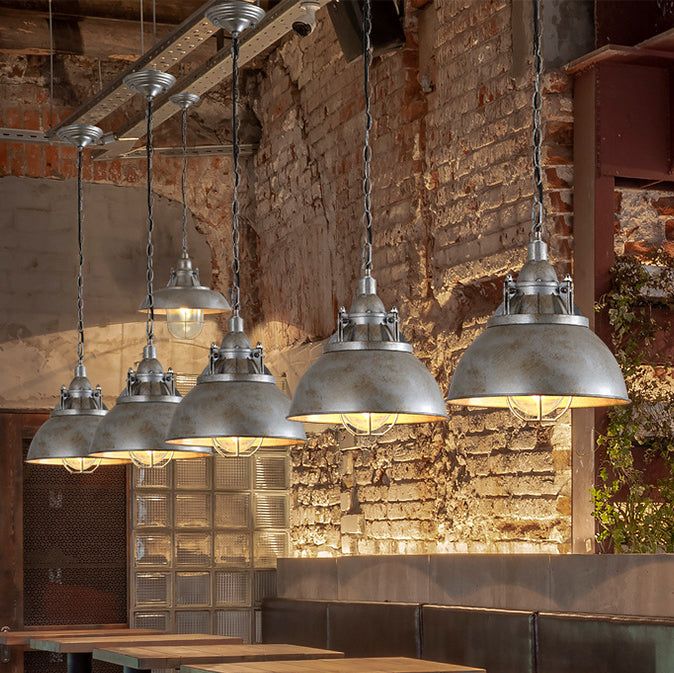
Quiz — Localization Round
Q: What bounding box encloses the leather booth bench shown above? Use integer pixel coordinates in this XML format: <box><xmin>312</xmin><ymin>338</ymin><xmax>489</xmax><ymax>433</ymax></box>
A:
<box><xmin>261</xmin><ymin>598</ymin><xmax>674</xmax><ymax>673</ymax></box>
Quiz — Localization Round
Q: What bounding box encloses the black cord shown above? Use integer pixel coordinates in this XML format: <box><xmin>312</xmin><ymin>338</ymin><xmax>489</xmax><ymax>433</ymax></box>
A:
<box><xmin>145</xmin><ymin>95</ymin><xmax>155</xmax><ymax>343</ymax></box>
<box><xmin>76</xmin><ymin>146</ymin><xmax>85</xmax><ymax>365</ymax></box>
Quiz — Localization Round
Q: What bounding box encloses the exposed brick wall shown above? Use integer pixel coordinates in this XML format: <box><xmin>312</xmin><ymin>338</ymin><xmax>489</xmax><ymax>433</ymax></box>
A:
<box><xmin>0</xmin><ymin>0</ymin><xmax>576</xmax><ymax>555</ymax></box>
<box><xmin>249</xmin><ymin>1</ymin><xmax>574</xmax><ymax>555</ymax></box>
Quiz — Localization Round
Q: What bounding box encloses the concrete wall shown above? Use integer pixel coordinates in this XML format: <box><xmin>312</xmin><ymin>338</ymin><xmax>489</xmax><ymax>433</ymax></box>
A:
<box><xmin>0</xmin><ymin>176</ymin><xmax>221</xmax><ymax>409</ymax></box>
<box><xmin>277</xmin><ymin>554</ymin><xmax>674</xmax><ymax>618</ymax></box>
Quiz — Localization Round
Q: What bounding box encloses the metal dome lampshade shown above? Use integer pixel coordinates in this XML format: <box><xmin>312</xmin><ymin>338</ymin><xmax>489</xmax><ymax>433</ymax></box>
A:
<box><xmin>167</xmin><ymin>315</ymin><xmax>306</xmax><ymax>455</ymax></box>
<box><xmin>26</xmin><ymin>124</ymin><xmax>126</xmax><ymax>473</ymax></box>
<box><xmin>139</xmin><ymin>92</ymin><xmax>230</xmax><ymax>340</ymax></box>
<box><xmin>288</xmin><ymin>0</ymin><xmax>447</xmax><ymax>436</ymax></box>
<box><xmin>166</xmin><ymin>0</ymin><xmax>305</xmax><ymax>457</ymax></box>
<box><xmin>447</xmin><ymin>238</ymin><xmax>629</xmax><ymax>422</ymax></box>
<box><xmin>89</xmin><ymin>69</ymin><xmax>209</xmax><ymax>468</ymax></box>
<box><xmin>288</xmin><ymin>275</ymin><xmax>448</xmax><ymax>434</ymax></box>
<box><xmin>447</xmin><ymin>0</ymin><xmax>628</xmax><ymax>423</ymax></box>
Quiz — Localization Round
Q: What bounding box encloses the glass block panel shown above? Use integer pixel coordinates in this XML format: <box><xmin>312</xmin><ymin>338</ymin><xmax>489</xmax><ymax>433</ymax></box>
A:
<box><xmin>175</xmin><ymin>492</ymin><xmax>211</xmax><ymax>529</ymax></box>
<box><xmin>215</xmin><ymin>493</ymin><xmax>250</xmax><ymax>529</ymax></box>
<box><xmin>254</xmin><ymin>531</ymin><xmax>288</xmax><ymax>568</ymax></box>
<box><xmin>254</xmin><ymin>569</ymin><xmax>277</xmax><ymax>604</ymax></box>
<box><xmin>175</xmin><ymin>458</ymin><xmax>210</xmax><ymax>490</ymax></box>
<box><xmin>135</xmin><ymin>572</ymin><xmax>170</xmax><ymax>606</ymax></box>
<box><xmin>214</xmin><ymin>456</ymin><xmax>250</xmax><ymax>491</ymax></box>
<box><xmin>215</xmin><ymin>609</ymin><xmax>252</xmax><ymax>643</ymax></box>
<box><xmin>135</xmin><ymin>493</ymin><xmax>170</xmax><ymax>528</ymax></box>
<box><xmin>175</xmin><ymin>610</ymin><xmax>211</xmax><ymax>633</ymax></box>
<box><xmin>135</xmin><ymin>534</ymin><xmax>171</xmax><ymax>566</ymax></box>
<box><xmin>175</xmin><ymin>572</ymin><xmax>211</xmax><ymax>606</ymax></box>
<box><xmin>215</xmin><ymin>532</ymin><xmax>251</xmax><ymax>568</ymax></box>
<box><xmin>254</xmin><ymin>493</ymin><xmax>288</xmax><ymax>529</ymax></box>
<box><xmin>135</xmin><ymin>465</ymin><xmax>171</xmax><ymax>489</ymax></box>
<box><xmin>133</xmin><ymin>611</ymin><xmax>168</xmax><ymax>630</ymax></box>
<box><xmin>255</xmin><ymin>608</ymin><xmax>262</xmax><ymax>644</ymax></box>
<box><xmin>215</xmin><ymin>570</ymin><xmax>251</xmax><ymax>607</ymax></box>
<box><xmin>254</xmin><ymin>455</ymin><xmax>288</xmax><ymax>490</ymax></box>
<box><xmin>175</xmin><ymin>533</ymin><xmax>211</xmax><ymax>566</ymax></box>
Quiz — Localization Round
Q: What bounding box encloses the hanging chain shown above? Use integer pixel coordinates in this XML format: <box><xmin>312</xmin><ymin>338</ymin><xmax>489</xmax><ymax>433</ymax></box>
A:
<box><xmin>530</xmin><ymin>0</ymin><xmax>544</xmax><ymax>239</ymax></box>
<box><xmin>145</xmin><ymin>96</ymin><xmax>155</xmax><ymax>343</ymax></box>
<box><xmin>230</xmin><ymin>33</ymin><xmax>242</xmax><ymax>316</ymax></box>
<box><xmin>361</xmin><ymin>0</ymin><xmax>374</xmax><ymax>275</ymax></box>
<box><xmin>180</xmin><ymin>106</ymin><xmax>189</xmax><ymax>257</ymax></box>
<box><xmin>48</xmin><ymin>0</ymin><xmax>54</xmax><ymax>126</ymax></box>
<box><xmin>76</xmin><ymin>147</ymin><xmax>85</xmax><ymax>365</ymax></box>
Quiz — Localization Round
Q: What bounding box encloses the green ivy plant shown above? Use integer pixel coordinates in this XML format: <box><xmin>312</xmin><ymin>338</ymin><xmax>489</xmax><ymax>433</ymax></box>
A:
<box><xmin>592</xmin><ymin>250</ymin><xmax>674</xmax><ymax>553</ymax></box>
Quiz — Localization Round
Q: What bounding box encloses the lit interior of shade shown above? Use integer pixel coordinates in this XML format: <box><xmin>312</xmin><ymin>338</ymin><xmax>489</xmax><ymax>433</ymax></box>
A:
<box><xmin>25</xmin><ymin>456</ymin><xmax>128</xmax><ymax>466</ymax></box>
<box><xmin>288</xmin><ymin>412</ymin><xmax>448</xmax><ymax>425</ymax></box>
<box><xmin>93</xmin><ymin>448</ymin><xmax>211</xmax><ymax>460</ymax></box>
<box><xmin>166</xmin><ymin>307</ymin><xmax>204</xmax><ymax>340</ymax></box>
<box><xmin>168</xmin><ymin>435</ymin><xmax>305</xmax><ymax>447</ymax></box>
<box><xmin>448</xmin><ymin>395</ymin><xmax>632</xmax><ymax>409</ymax></box>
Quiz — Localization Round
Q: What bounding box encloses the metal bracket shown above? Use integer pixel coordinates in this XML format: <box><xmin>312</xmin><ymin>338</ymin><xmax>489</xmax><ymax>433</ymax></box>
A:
<box><xmin>1</xmin><ymin>626</ymin><xmax>10</xmax><ymax>664</ymax></box>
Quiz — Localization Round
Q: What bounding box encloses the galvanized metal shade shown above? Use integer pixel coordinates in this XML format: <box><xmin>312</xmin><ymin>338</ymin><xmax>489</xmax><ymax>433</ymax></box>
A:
<box><xmin>447</xmin><ymin>239</ymin><xmax>629</xmax><ymax>417</ymax></box>
<box><xmin>26</xmin><ymin>365</ymin><xmax>127</xmax><ymax>467</ymax></box>
<box><xmin>90</xmin><ymin>345</ymin><xmax>210</xmax><ymax>463</ymax></box>
<box><xmin>167</xmin><ymin>316</ymin><xmax>306</xmax><ymax>452</ymax></box>
<box><xmin>139</xmin><ymin>253</ymin><xmax>230</xmax><ymax>315</ymax></box>
<box><xmin>288</xmin><ymin>276</ymin><xmax>448</xmax><ymax>430</ymax></box>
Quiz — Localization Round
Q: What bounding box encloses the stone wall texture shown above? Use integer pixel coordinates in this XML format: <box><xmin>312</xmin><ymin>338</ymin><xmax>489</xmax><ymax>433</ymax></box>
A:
<box><xmin>0</xmin><ymin>0</ymin><xmax>581</xmax><ymax>554</ymax></box>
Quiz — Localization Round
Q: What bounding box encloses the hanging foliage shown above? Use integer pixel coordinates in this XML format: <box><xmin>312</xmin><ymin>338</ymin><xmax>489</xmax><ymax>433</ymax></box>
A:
<box><xmin>593</xmin><ymin>250</ymin><xmax>674</xmax><ymax>553</ymax></box>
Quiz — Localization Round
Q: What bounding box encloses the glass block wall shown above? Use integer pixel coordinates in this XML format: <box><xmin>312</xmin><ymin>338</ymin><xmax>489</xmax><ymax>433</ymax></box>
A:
<box><xmin>130</xmin><ymin>452</ymin><xmax>289</xmax><ymax>642</ymax></box>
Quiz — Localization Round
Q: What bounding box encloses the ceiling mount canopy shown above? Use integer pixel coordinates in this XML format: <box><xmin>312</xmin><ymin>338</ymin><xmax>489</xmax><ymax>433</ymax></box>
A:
<box><xmin>287</xmin><ymin>0</ymin><xmax>447</xmax><ymax>436</ymax></box>
<box><xmin>139</xmin><ymin>90</ymin><xmax>230</xmax><ymax>340</ymax></box>
<box><xmin>446</xmin><ymin>0</ymin><xmax>629</xmax><ymax>423</ymax></box>
<box><xmin>166</xmin><ymin>1</ymin><xmax>306</xmax><ymax>458</ymax></box>
<box><xmin>26</xmin><ymin>124</ymin><xmax>126</xmax><ymax>473</ymax></box>
<box><xmin>90</xmin><ymin>69</ymin><xmax>210</xmax><ymax>468</ymax></box>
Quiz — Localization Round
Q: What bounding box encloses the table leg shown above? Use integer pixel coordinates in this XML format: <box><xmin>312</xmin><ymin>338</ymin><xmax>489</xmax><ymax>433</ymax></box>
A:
<box><xmin>122</xmin><ymin>668</ymin><xmax>151</xmax><ymax>673</ymax></box>
<box><xmin>67</xmin><ymin>653</ymin><xmax>93</xmax><ymax>673</ymax></box>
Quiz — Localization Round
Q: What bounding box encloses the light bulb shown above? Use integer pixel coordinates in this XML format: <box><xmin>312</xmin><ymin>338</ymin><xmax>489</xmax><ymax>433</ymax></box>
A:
<box><xmin>130</xmin><ymin>450</ymin><xmax>173</xmax><ymax>468</ymax></box>
<box><xmin>166</xmin><ymin>307</ymin><xmax>204</xmax><ymax>340</ymax></box>
<box><xmin>213</xmin><ymin>437</ymin><xmax>263</xmax><ymax>458</ymax></box>
<box><xmin>507</xmin><ymin>395</ymin><xmax>572</xmax><ymax>423</ymax></box>
<box><xmin>340</xmin><ymin>412</ymin><xmax>399</xmax><ymax>436</ymax></box>
<box><xmin>62</xmin><ymin>457</ymin><xmax>101</xmax><ymax>474</ymax></box>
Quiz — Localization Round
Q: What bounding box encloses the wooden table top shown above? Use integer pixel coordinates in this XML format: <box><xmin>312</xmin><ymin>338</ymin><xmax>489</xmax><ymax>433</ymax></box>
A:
<box><xmin>0</xmin><ymin>628</ymin><xmax>160</xmax><ymax>648</ymax></box>
<box><xmin>30</xmin><ymin>633</ymin><xmax>243</xmax><ymax>653</ymax></box>
<box><xmin>180</xmin><ymin>658</ymin><xmax>485</xmax><ymax>673</ymax></box>
<box><xmin>93</xmin><ymin>643</ymin><xmax>344</xmax><ymax>669</ymax></box>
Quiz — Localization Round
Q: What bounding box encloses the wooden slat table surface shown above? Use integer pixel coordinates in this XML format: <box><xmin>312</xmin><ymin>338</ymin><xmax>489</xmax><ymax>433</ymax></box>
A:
<box><xmin>93</xmin><ymin>643</ymin><xmax>345</xmax><ymax>671</ymax></box>
<box><xmin>0</xmin><ymin>628</ymin><xmax>161</xmax><ymax>648</ymax></box>
<box><xmin>179</xmin><ymin>658</ymin><xmax>485</xmax><ymax>673</ymax></box>
<box><xmin>30</xmin><ymin>633</ymin><xmax>243</xmax><ymax>653</ymax></box>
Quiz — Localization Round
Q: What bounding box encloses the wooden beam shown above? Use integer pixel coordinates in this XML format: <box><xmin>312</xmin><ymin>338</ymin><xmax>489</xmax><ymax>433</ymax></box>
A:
<box><xmin>0</xmin><ymin>8</ymin><xmax>199</xmax><ymax>61</ymax></box>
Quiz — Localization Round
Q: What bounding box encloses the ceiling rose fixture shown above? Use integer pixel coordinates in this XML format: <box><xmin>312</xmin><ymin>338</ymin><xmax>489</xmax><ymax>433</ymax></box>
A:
<box><xmin>26</xmin><ymin>125</ymin><xmax>127</xmax><ymax>473</ymax></box>
<box><xmin>446</xmin><ymin>0</ymin><xmax>629</xmax><ymax>423</ymax></box>
<box><xmin>90</xmin><ymin>70</ymin><xmax>211</xmax><ymax>468</ymax></box>
<box><xmin>139</xmin><ymin>91</ymin><xmax>230</xmax><ymax>340</ymax></box>
<box><xmin>287</xmin><ymin>0</ymin><xmax>447</xmax><ymax>436</ymax></box>
<box><xmin>166</xmin><ymin>1</ymin><xmax>306</xmax><ymax>457</ymax></box>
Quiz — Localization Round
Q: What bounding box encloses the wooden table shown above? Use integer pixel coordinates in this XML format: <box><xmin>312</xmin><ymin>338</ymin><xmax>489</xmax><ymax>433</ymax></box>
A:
<box><xmin>0</xmin><ymin>628</ymin><xmax>159</xmax><ymax>648</ymax></box>
<box><xmin>179</xmin><ymin>658</ymin><xmax>485</xmax><ymax>673</ymax></box>
<box><xmin>94</xmin><ymin>643</ymin><xmax>344</xmax><ymax>673</ymax></box>
<box><xmin>31</xmin><ymin>633</ymin><xmax>243</xmax><ymax>673</ymax></box>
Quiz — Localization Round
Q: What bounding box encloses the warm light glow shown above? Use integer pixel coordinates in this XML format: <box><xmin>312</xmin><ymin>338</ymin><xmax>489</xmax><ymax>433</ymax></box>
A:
<box><xmin>166</xmin><ymin>307</ymin><xmax>204</xmax><ymax>340</ymax></box>
<box><xmin>62</xmin><ymin>457</ymin><xmax>101</xmax><ymax>474</ymax></box>
<box><xmin>130</xmin><ymin>450</ymin><xmax>173</xmax><ymax>468</ymax></box>
<box><xmin>507</xmin><ymin>395</ymin><xmax>572</xmax><ymax>423</ymax></box>
<box><xmin>340</xmin><ymin>412</ymin><xmax>399</xmax><ymax>436</ymax></box>
<box><xmin>213</xmin><ymin>437</ymin><xmax>263</xmax><ymax>458</ymax></box>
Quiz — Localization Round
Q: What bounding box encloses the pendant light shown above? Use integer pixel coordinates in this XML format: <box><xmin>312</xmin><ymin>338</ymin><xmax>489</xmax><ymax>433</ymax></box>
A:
<box><xmin>446</xmin><ymin>0</ymin><xmax>629</xmax><ymax>422</ymax></box>
<box><xmin>287</xmin><ymin>0</ymin><xmax>447</xmax><ymax>436</ymax></box>
<box><xmin>139</xmin><ymin>92</ymin><xmax>230</xmax><ymax>340</ymax></box>
<box><xmin>26</xmin><ymin>125</ymin><xmax>127</xmax><ymax>473</ymax></box>
<box><xmin>166</xmin><ymin>1</ymin><xmax>306</xmax><ymax>457</ymax></box>
<box><xmin>90</xmin><ymin>70</ymin><xmax>211</xmax><ymax>468</ymax></box>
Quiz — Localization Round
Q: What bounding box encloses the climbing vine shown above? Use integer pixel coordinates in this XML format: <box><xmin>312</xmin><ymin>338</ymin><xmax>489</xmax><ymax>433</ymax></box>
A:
<box><xmin>592</xmin><ymin>250</ymin><xmax>674</xmax><ymax>553</ymax></box>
